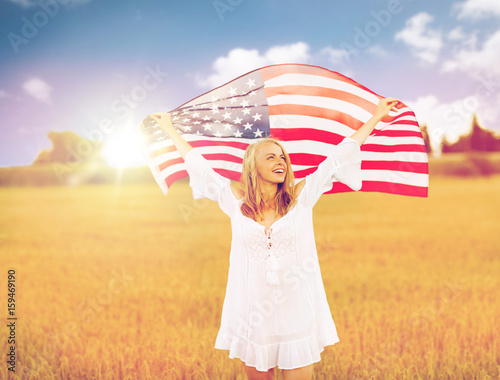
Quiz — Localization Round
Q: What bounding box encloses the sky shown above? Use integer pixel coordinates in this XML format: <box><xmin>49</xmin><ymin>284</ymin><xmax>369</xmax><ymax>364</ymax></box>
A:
<box><xmin>1</xmin><ymin>0</ymin><xmax>499</xmax><ymax>167</ymax></box>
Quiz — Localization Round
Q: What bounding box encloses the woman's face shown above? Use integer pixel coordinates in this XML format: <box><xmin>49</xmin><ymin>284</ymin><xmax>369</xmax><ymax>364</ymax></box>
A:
<box><xmin>255</xmin><ymin>142</ymin><xmax>287</xmax><ymax>184</ymax></box>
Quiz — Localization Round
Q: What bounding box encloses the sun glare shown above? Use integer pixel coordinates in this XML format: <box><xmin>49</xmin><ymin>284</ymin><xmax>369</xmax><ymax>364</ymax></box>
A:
<box><xmin>102</xmin><ymin>130</ymin><xmax>147</xmax><ymax>168</ymax></box>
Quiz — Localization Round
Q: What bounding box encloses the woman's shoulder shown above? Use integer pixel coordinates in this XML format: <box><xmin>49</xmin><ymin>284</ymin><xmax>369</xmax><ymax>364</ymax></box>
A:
<box><xmin>230</xmin><ymin>183</ymin><xmax>245</xmax><ymax>201</ymax></box>
<box><xmin>294</xmin><ymin>178</ymin><xmax>306</xmax><ymax>198</ymax></box>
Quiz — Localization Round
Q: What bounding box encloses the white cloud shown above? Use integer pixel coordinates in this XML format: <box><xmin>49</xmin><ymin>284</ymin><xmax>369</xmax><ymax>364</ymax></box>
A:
<box><xmin>366</xmin><ymin>44</ymin><xmax>389</xmax><ymax>57</ymax></box>
<box><xmin>407</xmin><ymin>94</ymin><xmax>480</xmax><ymax>153</ymax></box>
<box><xmin>22</xmin><ymin>78</ymin><xmax>53</xmax><ymax>105</ymax></box>
<box><xmin>394</xmin><ymin>12</ymin><xmax>443</xmax><ymax>64</ymax></box>
<box><xmin>321</xmin><ymin>46</ymin><xmax>353</xmax><ymax>64</ymax></box>
<box><xmin>196</xmin><ymin>42</ymin><xmax>311</xmax><ymax>88</ymax></box>
<box><xmin>447</xmin><ymin>26</ymin><xmax>467</xmax><ymax>41</ymax></box>
<box><xmin>454</xmin><ymin>0</ymin><xmax>500</xmax><ymax>20</ymax></box>
<box><xmin>441</xmin><ymin>29</ymin><xmax>500</xmax><ymax>76</ymax></box>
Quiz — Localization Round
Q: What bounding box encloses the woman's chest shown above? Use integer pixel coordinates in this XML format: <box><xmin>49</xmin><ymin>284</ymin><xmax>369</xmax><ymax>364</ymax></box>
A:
<box><xmin>237</xmin><ymin>209</ymin><xmax>299</xmax><ymax>261</ymax></box>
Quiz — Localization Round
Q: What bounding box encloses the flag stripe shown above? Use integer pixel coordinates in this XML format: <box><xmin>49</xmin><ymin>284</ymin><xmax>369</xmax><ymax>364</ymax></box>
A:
<box><xmin>265</xmin><ymin>85</ymin><xmax>377</xmax><ymax>114</ymax></box>
<box><xmin>140</xmin><ymin>64</ymin><xmax>429</xmax><ymax>198</ymax></box>
<box><xmin>268</xmin><ymin>104</ymin><xmax>364</xmax><ymax>130</ymax></box>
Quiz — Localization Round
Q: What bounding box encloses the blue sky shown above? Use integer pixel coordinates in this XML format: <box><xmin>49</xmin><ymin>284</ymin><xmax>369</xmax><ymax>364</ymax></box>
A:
<box><xmin>1</xmin><ymin>0</ymin><xmax>499</xmax><ymax>166</ymax></box>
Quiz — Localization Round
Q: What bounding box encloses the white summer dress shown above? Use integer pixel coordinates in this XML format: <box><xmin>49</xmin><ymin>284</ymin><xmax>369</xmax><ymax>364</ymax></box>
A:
<box><xmin>184</xmin><ymin>136</ymin><xmax>362</xmax><ymax>372</ymax></box>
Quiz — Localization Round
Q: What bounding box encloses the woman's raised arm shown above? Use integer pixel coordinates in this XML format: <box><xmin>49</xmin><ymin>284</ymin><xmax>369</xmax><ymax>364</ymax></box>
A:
<box><xmin>349</xmin><ymin>97</ymin><xmax>400</xmax><ymax>146</ymax></box>
<box><xmin>149</xmin><ymin>112</ymin><xmax>193</xmax><ymax>159</ymax></box>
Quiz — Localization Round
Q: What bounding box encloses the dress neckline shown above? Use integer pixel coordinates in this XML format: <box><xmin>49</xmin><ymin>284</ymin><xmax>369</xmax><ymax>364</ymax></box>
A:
<box><xmin>231</xmin><ymin>178</ymin><xmax>306</xmax><ymax>231</ymax></box>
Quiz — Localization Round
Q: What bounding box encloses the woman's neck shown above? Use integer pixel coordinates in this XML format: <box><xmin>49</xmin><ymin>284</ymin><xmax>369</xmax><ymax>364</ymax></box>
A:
<box><xmin>259</xmin><ymin>181</ymin><xmax>278</xmax><ymax>209</ymax></box>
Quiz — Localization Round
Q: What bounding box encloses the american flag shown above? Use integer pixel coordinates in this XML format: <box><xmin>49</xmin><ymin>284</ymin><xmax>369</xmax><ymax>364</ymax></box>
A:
<box><xmin>140</xmin><ymin>64</ymin><xmax>429</xmax><ymax>197</ymax></box>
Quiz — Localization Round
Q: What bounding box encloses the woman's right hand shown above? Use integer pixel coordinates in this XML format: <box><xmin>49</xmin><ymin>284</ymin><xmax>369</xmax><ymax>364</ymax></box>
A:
<box><xmin>150</xmin><ymin>112</ymin><xmax>174</xmax><ymax>133</ymax></box>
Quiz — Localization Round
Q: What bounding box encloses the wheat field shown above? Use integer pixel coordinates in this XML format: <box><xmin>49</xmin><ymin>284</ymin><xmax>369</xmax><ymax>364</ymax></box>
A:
<box><xmin>1</xmin><ymin>175</ymin><xmax>499</xmax><ymax>379</ymax></box>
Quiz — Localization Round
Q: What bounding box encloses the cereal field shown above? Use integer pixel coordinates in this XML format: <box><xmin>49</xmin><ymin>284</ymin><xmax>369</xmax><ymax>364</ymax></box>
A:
<box><xmin>1</xmin><ymin>175</ymin><xmax>499</xmax><ymax>379</ymax></box>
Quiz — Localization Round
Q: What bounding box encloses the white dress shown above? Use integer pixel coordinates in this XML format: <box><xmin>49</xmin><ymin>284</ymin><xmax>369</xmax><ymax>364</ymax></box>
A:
<box><xmin>184</xmin><ymin>137</ymin><xmax>362</xmax><ymax>372</ymax></box>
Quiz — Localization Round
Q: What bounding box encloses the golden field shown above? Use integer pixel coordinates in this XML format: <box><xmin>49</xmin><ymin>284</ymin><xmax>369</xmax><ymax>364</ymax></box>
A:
<box><xmin>1</xmin><ymin>175</ymin><xmax>499</xmax><ymax>380</ymax></box>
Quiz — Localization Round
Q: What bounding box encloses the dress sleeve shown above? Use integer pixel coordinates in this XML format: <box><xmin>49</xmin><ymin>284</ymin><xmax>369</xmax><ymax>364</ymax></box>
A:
<box><xmin>184</xmin><ymin>149</ymin><xmax>238</xmax><ymax>217</ymax></box>
<box><xmin>299</xmin><ymin>136</ymin><xmax>362</xmax><ymax>208</ymax></box>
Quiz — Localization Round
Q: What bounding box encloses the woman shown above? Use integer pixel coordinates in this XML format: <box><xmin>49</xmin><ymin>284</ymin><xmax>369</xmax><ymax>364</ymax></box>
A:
<box><xmin>150</xmin><ymin>97</ymin><xmax>400</xmax><ymax>380</ymax></box>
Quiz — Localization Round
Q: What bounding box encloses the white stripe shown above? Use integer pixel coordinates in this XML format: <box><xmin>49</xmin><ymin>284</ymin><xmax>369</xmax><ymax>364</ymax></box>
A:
<box><xmin>281</xmin><ymin>140</ymin><xmax>428</xmax><ymax>163</ymax></box>
<box><xmin>264</xmin><ymin>73</ymin><xmax>379</xmax><ymax>104</ymax></box>
<box><xmin>361</xmin><ymin>170</ymin><xmax>429</xmax><ymax>187</ymax></box>
<box><xmin>366</xmin><ymin>135</ymin><xmax>426</xmax><ymax>146</ymax></box>
<box><xmin>267</xmin><ymin>94</ymin><xmax>373</xmax><ymax>121</ymax></box>
<box><xmin>269</xmin><ymin>114</ymin><xmax>355</xmax><ymax>136</ymax></box>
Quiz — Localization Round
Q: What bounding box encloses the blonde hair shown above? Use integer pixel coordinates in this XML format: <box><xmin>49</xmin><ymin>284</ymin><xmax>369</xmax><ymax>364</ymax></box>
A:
<box><xmin>240</xmin><ymin>138</ymin><xmax>296</xmax><ymax>222</ymax></box>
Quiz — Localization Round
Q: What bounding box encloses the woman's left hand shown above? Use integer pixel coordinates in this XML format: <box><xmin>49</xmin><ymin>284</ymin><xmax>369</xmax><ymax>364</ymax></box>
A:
<box><xmin>374</xmin><ymin>97</ymin><xmax>400</xmax><ymax>120</ymax></box>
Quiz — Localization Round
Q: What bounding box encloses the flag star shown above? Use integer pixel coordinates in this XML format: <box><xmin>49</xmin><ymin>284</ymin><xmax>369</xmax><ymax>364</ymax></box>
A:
<box><xmin>172</xmin><ymin>116</ymin><xmax>179</xmax><ymax>121</ymax></box>
<box><xmin>249</xmin><ymin>91</ymin><xmax>257</xmax><ymax>97</ymax></box>
<box><xmin>243</xmin><ymin>122</ymin><xmax>253</xmax><ymax>130</ymax></box>
<box><xmin>241</xmin><ymin>99</ymin><xmax>249</xmax><ymax>107</ymax></box>
<box><xmin>183</xmin><ymin>118</ymin><xmax>190</xmax><ymax>123</ymax></box>
<box><xmin>242</xmin><ymin>108</ymin><xmax>251</xmax><ymax>115</ymax></box>
<box><xmin>246</xmin><ymin>78</ymin><xmax>256</xmax><ymax>88</ymax></box>
<box><xmin>222</xmin><ymin>111</ymin><xmax>232</xmax><ymax>119</ymax></box>
<box><xmin>233</xmin><ymin>116</ymin><xmax>243</xmax><ymax>124</ymax></box>
<box><xmin>182</xmin><ymin>108</ymin><xmax>189</xmax><ymax>114</ymax></box>
<box><xmin>252</xmin><ymin>113</ymin><xmax>262</xmax><ymax>121</ymax></box>
<box><xmin>211</xmin><ymin>103</ymin><xmax>220</xmax><ymax>114</ymax></box>
<box><xmin>184</xmin><ymin>125</ymin><xmax>192</xmax><ymax>131</ymax></box>
<box><xmin>214</xmin><ymin>130</ymin><xmax>222</xmax><ymax>138</ymax></box>
<box><xmin>192</xmin><ymin>112</ymin><xmax>200</xmax><ymax>118</ymax></box>
<box><xmin>204</xmin><ymin>124</ymin><xmax>212</xmax><ymax>131</ymax></box>
<box><xmin>234</xmin><ymin>130</ymin><xmax>243</xmax><ymax>138</ymax></box>
<box><xmin>228</xmin><ymin>87</ymin><xmax>238</xmax><ymax>96</ymax></box>
<box><xmin>214</xmin><ymin>119</ymin><xmax>221</xmax><ymax>124</ymax></box>
<box><xmin>253</xmin><ymin>128</ymin><xmax>263</xmax><ymax>137</ymax></box>
<box><xmin>224</xmin><ymin>123</ymin><xmax>232</xmax><ymax>130</ymax></box>
<box><xmin>193</xmin><ymin>120</ymin><xmax>201</xmax><ymax>125</ymax></box>
<box><xmin>154</xmin><ymin>129</ymin><xmax>162</xmax><ymax>135</ymax></box>
<box><xmin>211</xmin><ymin>95</ymin><xmax>219</xmax><ymax>102</ymax></box>
<box><xmin>171</xmin><ymin>111</ymin><xmax>178</xmax><ymax>115</ymax></box>
<box><xmin>196</xmin><ymin>130</ymin><xmax>202</xmax><ymax>135</ymax></box>
<box><xmin>229</xmin><ymin>97</ymin><xmax>238</xmax><ymax>104</ymax></box>
<box><xmin>202</xmin><ymin>115</ymin><xmax>211</xmax><ymax>121</ymax></box>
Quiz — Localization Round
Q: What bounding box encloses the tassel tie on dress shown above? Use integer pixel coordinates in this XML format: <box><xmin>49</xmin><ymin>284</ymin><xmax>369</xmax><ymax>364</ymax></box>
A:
<box><xmin>265</xmin><ymin>228</ymin><xmax>281</xmax><ymax>286</ymax></box>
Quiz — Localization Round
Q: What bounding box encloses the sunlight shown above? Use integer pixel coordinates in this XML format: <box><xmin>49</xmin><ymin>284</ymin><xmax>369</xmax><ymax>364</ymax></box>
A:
<box><xmin>102</xmin><ymin>129</ymin><xmax>147</xmax><ymax>168</ymax></box>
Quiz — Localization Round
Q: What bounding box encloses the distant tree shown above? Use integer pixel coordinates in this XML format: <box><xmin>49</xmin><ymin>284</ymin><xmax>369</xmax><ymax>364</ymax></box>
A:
<box><xmin>442</xmin><ymin>113</ymin><xmax>500</xmax><ymax>153</ymax></box>
<box><xmin>419</xmin><ymin>124</ymin><xmax>432</xmax><ymax>154</ymax></box>
<box><xmin>33</xmin><ymin>131</ymin><xmax>104</xmax><ymax>165</ymax></box>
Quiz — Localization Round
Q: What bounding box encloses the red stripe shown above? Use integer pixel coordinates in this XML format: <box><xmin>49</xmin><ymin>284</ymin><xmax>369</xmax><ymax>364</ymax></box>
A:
<box><xmin>203</xmin><ymin>153</ymin><xmax>243</xmax><ymax>164</ymax></box>
<box><xmin>326</xmin><ymin>180</ymin><xmax>428</xmax><ymax>197</ymax></box>
<box><xmin>290</xmin><ymin>154</ymin><xmax>428</xmax><ymax>174</ymax></box>
<box><xmin>150</xmin><ymin>139</ymin><xmax>249</xmax><ymax>159</ymax></box>
<box><xmin>361</xmin><ymin>144</ymin><xmax>427</xmax><ymax>153</ymax></box>
<box><xmin>268</xmin><ymin>104</ymin><xmax>363</xmax><ymax>130</ymax></box>
<box><xmin>158</xmin><ymin>156</ymin><xmax>184</xmax><ymax>172</ymax></box>
<box><xmin>361</xmin><ymin>160</ymin><xmax>428</xmax><ymax>174</ymax></box>
<box><xmin>260</xmin><ymin>64</ymin><xmax>382</xmax><ymax>99</ymax></box>
<box><xmin>264</xmin><ymin>85</ymin><xmax>377</xmax><ymax>114</ymax></box>
<box><xmin>214</xmin><ymin>168</ymin><xmax>241</xmax><ymax>181</ymax></box>
<box><xmin>165</xmin><ymin>169</ymin><xmax>188</xmax><ymax>187</ymax></box>
<box><xmin>272</xmin><ymin>128</ymin><xmax>345</xmax><ymax>143</ymax></box>
<box><xmin>373</xmin><ymin>129</ymin><xmax>423</xmax><ymax>138</ymax></box>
